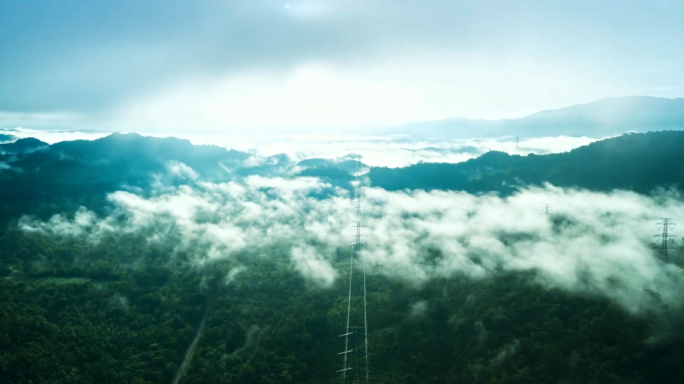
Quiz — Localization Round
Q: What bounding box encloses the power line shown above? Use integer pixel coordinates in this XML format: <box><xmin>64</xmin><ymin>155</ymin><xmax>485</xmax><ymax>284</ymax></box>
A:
<box><xmin>654</xmin><ymin>218</ymin><xmax>677</xmax><ymax>261</ymax></box>
<box><xmin>340</xmin><ymin>246</ymin><xmax>354</xmax><ymax>382</ymax></box>
<box><xmin>338</xmin><ymin>156</ymin><xmax>370</xmax><ymax>383</ymax></box>
<box><xmin>361</xmin><ymin>173</ymin><xmax>369</xmax><ymax>384</ymax></box>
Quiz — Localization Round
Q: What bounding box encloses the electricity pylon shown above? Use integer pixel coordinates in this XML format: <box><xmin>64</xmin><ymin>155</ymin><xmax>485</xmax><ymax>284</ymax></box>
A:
<box><xmin>654</xmin><ymin>218</ymin><xmax>677</xmax><ymax>261</ymax></box>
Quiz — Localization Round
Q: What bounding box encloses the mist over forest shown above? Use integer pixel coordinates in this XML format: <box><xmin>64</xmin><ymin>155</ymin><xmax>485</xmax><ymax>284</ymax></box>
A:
<box><xmin>3</xmin><ymin>1</ymin><xmax>684</xmax><ymax>382</ymax></box>
<box><xmin>2</xmin><ymin>127</ymin><xmax>684</xmax><ymax>383</ymax></box>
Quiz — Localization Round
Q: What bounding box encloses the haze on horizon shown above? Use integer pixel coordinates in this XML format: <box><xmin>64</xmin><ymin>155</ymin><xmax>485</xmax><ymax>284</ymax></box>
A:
<box><xmin>4</xmin><ymin>4</ymin><xmax>684</xmax><ymax>382</ymax></box>
<box><xmin>1</xmin><ymin>0</ymin><xmax>684</xmax><ymax>134</ymax></box>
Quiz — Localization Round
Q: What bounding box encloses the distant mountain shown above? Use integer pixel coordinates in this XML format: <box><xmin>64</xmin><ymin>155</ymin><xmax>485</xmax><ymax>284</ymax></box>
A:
<box><xmin>0</xmin><ymin>133</ymin><xmax>253</xmax><ymax>230</ymax></box>
<box><xmin>383</xmin><ymin>96</ymin><xmax>684</xmax><ymax>139</ymax></box>
<box><xmin>295</xmin><ymin>158</ymin><xmax>369</xmax><ymax>187</ymax></box>
<box><xmin>0</xmin><ymin>133</ymin><xmax>17</xmax><ymax>143</ymax></box>
<box><xmin>47</xmin><ymin>133</ymin><xmax>250</xmax><ymax>176</ymax></box>
<box><xmin>0</xmin><ymin>133</ymin><xmax>374</xmax><ymax>231</ymax></box>
<box><xmin>297</xmin><ymin>158</ymin><xmax>368</xmax><ymax>175</ymax></box>
<box><xmin>369</xmin><ymin>130</ymin><xmax>684</xmax><ymax>195</ymax></box>
<box><xmin>0</xmin><ymin>137</ymin><xmax>47</xmax><ymax>154</ymax></box>
<box><xmin>3</xmin><ymin>130</ymin><xmax>684</xmax><ymax>232</ymax></box>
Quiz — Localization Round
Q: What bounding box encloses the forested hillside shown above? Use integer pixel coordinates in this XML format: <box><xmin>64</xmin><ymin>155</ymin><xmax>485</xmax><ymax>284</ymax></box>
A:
<box><xmin>2</xmin><ymin>131</ymin><xmax>684</xmax><ymax>383</ymax></box>
<box><xmin>4</xmin><ymin>0</ymin><xmax>684</xmax><ymax>382</ymax></box>
<box><xmin>369</xmin><ymin>131</ymin><xmax>684</xmax><ymax>194</ymax></box>
<box><xmin>2</xmin><ymin>231</ymin><xmax>684</xmax><ymax>383</ymax></box>
<box><xmin>384</xmin><ymin>97</ymin><xmax>684</xmax><ymax>139</ymax></box>
<box><xmin>0</xmin><ymin>133</ymin><xmax>252</xmax><ymax>232</ymax></box>
<box><xmin>3</xmin><ymin>130</ymin><xmax>684</xmax><ymax>233</ymax></box>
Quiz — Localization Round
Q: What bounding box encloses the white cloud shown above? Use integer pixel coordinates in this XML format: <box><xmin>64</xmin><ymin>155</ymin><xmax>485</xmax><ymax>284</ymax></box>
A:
<box><xmin>108</xmin><ymin>55</ymin><xmax>636</xmax><ymax>133</ymax></box>
<box><xmin>0</xmin><ymin>112</ymin><xmax>84</xmax><ymax>129</ymax></box>
<box><xmin>291</xmin><ymin>245</ymin><xmax>337</xmax><ymax>287</ymax></box>
<box><xmin>225</xmin><ymin>266</ymin><xmax>246</xmax><ymax>285</ymax></box>
<box><xmin>0</xmin><ymin>127</ymin><xmax>110</xmax><ymax>144</ymax></box>
<box><xmin>1</xmin><ymin>127</ymin><xmax>601</xmax><ymax>168</ymax></box>
<box><xmin>4</xmin><ymin>1</ymin><xmax>684</xmax><ymax>133</ymax></box>
<box><xmin>409</xmin><ymin>300</ymin><xmax>428</xmax><ymax>318</ymax></box>
<box><xmin>166</xmin><ymin>161</ymin><xmax>199</xmax><ymax>180</ymax></box>
<box><xmin>17</xmin><ymin>174</ymin><xmax>684</xmax><ymax>313</ymax></box>
<box><xmin>491</xmin><ymin>340</ymin><xmax>520</xmax><ymax>366</ymax></box>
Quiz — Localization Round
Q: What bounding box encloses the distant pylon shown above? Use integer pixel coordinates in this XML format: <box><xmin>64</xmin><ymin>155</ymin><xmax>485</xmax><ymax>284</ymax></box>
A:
<box><xmin>543</xmin><ymin>204</ymin><xmax>552</xmax><ymax>219</ymax></box>
<box><xmin>516</xmin><ymin>137</ymin><xmax>519</xmax><ymax>153</ymax></box>
<box><xmin>654</xmin><ymin>218</ymin><xmax>677</xmax><ymax>261</ymax></box>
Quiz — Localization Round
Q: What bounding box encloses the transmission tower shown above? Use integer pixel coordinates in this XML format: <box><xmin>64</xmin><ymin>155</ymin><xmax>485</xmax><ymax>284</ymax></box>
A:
<box><xmin>654</xmin><ymin>218</ymin><xmax>677</xmax><ymax>261</ymax></box>
<box><xmin>542</xmin><ymin>204</ymin><xmax>552</xmax><ymax>219</ymax></box>
<box><xmin>338</xmin><ymin>157</ymin><xmax>370</xmax><ymax>384</ymax></box>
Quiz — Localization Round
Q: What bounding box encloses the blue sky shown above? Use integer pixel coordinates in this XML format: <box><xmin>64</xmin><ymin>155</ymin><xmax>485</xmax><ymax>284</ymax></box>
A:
<box><xmin>1</xmin><ymin>0</ymin><xmax>683</xmax><ymax>133</ymax></box>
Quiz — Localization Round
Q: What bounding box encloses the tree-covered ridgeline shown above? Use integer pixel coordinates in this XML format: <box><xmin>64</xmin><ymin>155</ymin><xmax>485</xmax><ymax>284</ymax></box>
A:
<box><xmin>2</xmin><ymin>230</ymin><xmax>684</xmax><ymax>383</ymax></box>
<box><xmin>2</xmin><ymin>131</ymin><xmax>684</xmax><ymax>382</ymax></box>
<box><xmin>3</xmin><ymin>131</ymin><xmax>684</xmax><ymax>234</ymax></box>
<box><xmin>369</xmin><ymin>131</ymin><xmax>684</xmax><ymax>195</ymax></box>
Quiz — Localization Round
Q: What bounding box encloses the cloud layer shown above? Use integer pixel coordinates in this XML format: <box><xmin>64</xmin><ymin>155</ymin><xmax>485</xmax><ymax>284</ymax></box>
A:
<box><xmin>18</xmin><ymin>168</ymin><xmax>684</xmax><ymax>314</ymax></box>
<box><xmin>2</xmin><ymin>1</ymin><xmax>683</xmax><ymax>131</ymax></box>
<box><xmin>1</xmin><ymin>128</ymin><xmax>598</xmax><ymax>168</ymax></box>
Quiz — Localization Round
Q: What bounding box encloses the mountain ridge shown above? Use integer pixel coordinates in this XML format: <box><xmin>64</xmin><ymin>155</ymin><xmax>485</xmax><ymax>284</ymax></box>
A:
<box><xmin>381</xmin><ymin>96</ymin><xmax>684</xmax><ymax>139</ymax></box>
<box><xmin>3</xmin><ymin>130</ymin><xmax>684</xmax><ymax>233</ymax></box>
<box><xmin>368</xmin><ymin>130</ymin><xmax>684</xmax><ymax>195</ymax></box>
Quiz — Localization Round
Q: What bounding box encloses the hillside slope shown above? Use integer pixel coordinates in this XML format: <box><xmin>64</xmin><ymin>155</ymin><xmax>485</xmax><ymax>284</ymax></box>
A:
<box><xmin>384</xmin><ymin>97</ymin><xmax>684</xmax><ymax>139</ymax></box>
<box><xmin>369</xmin><ymin>131</ymin><xmax>684</xmax><ymax>194</ymax></box>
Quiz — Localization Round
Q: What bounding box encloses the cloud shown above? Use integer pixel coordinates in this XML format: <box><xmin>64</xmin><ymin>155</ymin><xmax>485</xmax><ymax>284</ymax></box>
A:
<box><xmin>166</xmin><ymin>161</ymin><xmax>199</xmax><ymax>180</ymax></box>
<box><xmin>0</xmin><ymin>128</ymin><xmax>110</xmax><ymax>144</ymax></box>
<box><xmin>291</xmin><ymin>245</ymin><xmax>337</xmax><ymax>287</ymax></box>
<box><xmin>1</xmin><ymin>127</ymin><xmax>600</xmax><ymax>168</ymax></box>
<box><xmin>225</xmin><ymin>266</ymin><xmax>246</xmax><ymax>285</ymax></box>
<box><xmin>20</xmin><ymin>207</ymin><xmax>98</xmax><ymax>237</ymax></box>
<box><xmin>362</xmin><ymin>186</ymin><xmax>684</xmax><ymax>313</ymax></box>
<box><xmin>104</xmin><ymin>57</ymin><xmax>666</xmax><ymax>132</ymax></box>
<box><xmin>2</xmin><ymin>1</ymin><xmax>683</xmax><ymax>130</ymax></box>
<box><xmin>409</xmin><ymin>300</ymin><xmax>428</xmax><ymax>318</ymax></box>
<box><xmin>206</xmin><ymin>134</ymin><xmax>599</xmax><ymax>167</ymax></box>
<box><xmin>491</xmin><ymin>340</ymin><xmax>520</xmax><ymax>366</ymax></box>
<box><xmin>0</xmin><ymin>112</ymin><xmax>84</xmax><ymax>130</ymax></box>
<box><xmin>17</xmin><ymin>170</ymin><xmax>684</xmax><ymax>313</ymax></box>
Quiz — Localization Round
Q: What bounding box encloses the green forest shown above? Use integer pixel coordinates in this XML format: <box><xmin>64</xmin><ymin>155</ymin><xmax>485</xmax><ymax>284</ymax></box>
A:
<box><xmin>4</xmin><ymin>0</ymin><xmax>684</xmax><ymax>381</ymax></box>
<box><xmin>369</xmin><ymin>131</ymin><xmax>684</xmax><ymax>195</ymax></box>
<box><xmin>2</xmin><ymin>131</ymin><xmax>684</xmax><ymax>383</ymax></box>
<box><xmin>2</xmin><ymin>230</ymin><xmax>684</xmax><ymax>383</ymax></box>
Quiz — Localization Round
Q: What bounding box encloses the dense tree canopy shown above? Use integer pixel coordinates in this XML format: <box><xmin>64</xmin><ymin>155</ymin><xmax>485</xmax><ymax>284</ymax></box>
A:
<box><xmin>2</xmin><ymin>131</ymin><xmax>684</xmax><ymax>383</ymax></box>
<box><xmin>1</xmin><ymin>230</ymin><xmax>684</xmax><ymax>383</ymax></box>
<box><xmin>369</xmin><ymin>131</ymin><xmax>684</xmax><ymax>195</ymax></box>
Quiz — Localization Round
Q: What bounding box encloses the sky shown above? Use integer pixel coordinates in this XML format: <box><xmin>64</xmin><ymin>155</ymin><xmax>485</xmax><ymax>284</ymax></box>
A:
<box><xmin>1</xmin><ymin>0</ymin><xmax>684</xmax><ymax>133</ymax></box>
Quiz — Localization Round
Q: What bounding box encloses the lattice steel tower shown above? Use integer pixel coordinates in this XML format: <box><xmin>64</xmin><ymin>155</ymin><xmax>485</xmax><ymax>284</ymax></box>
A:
<box><xmin>654</xmin><ymin>218</ymin><xmax>677</xmax><ymax>261</ymax></box>
<box><xmin>337</xmin><ymin>157</ymin><xmax>370</xmax><ymax>384</ymax></box>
